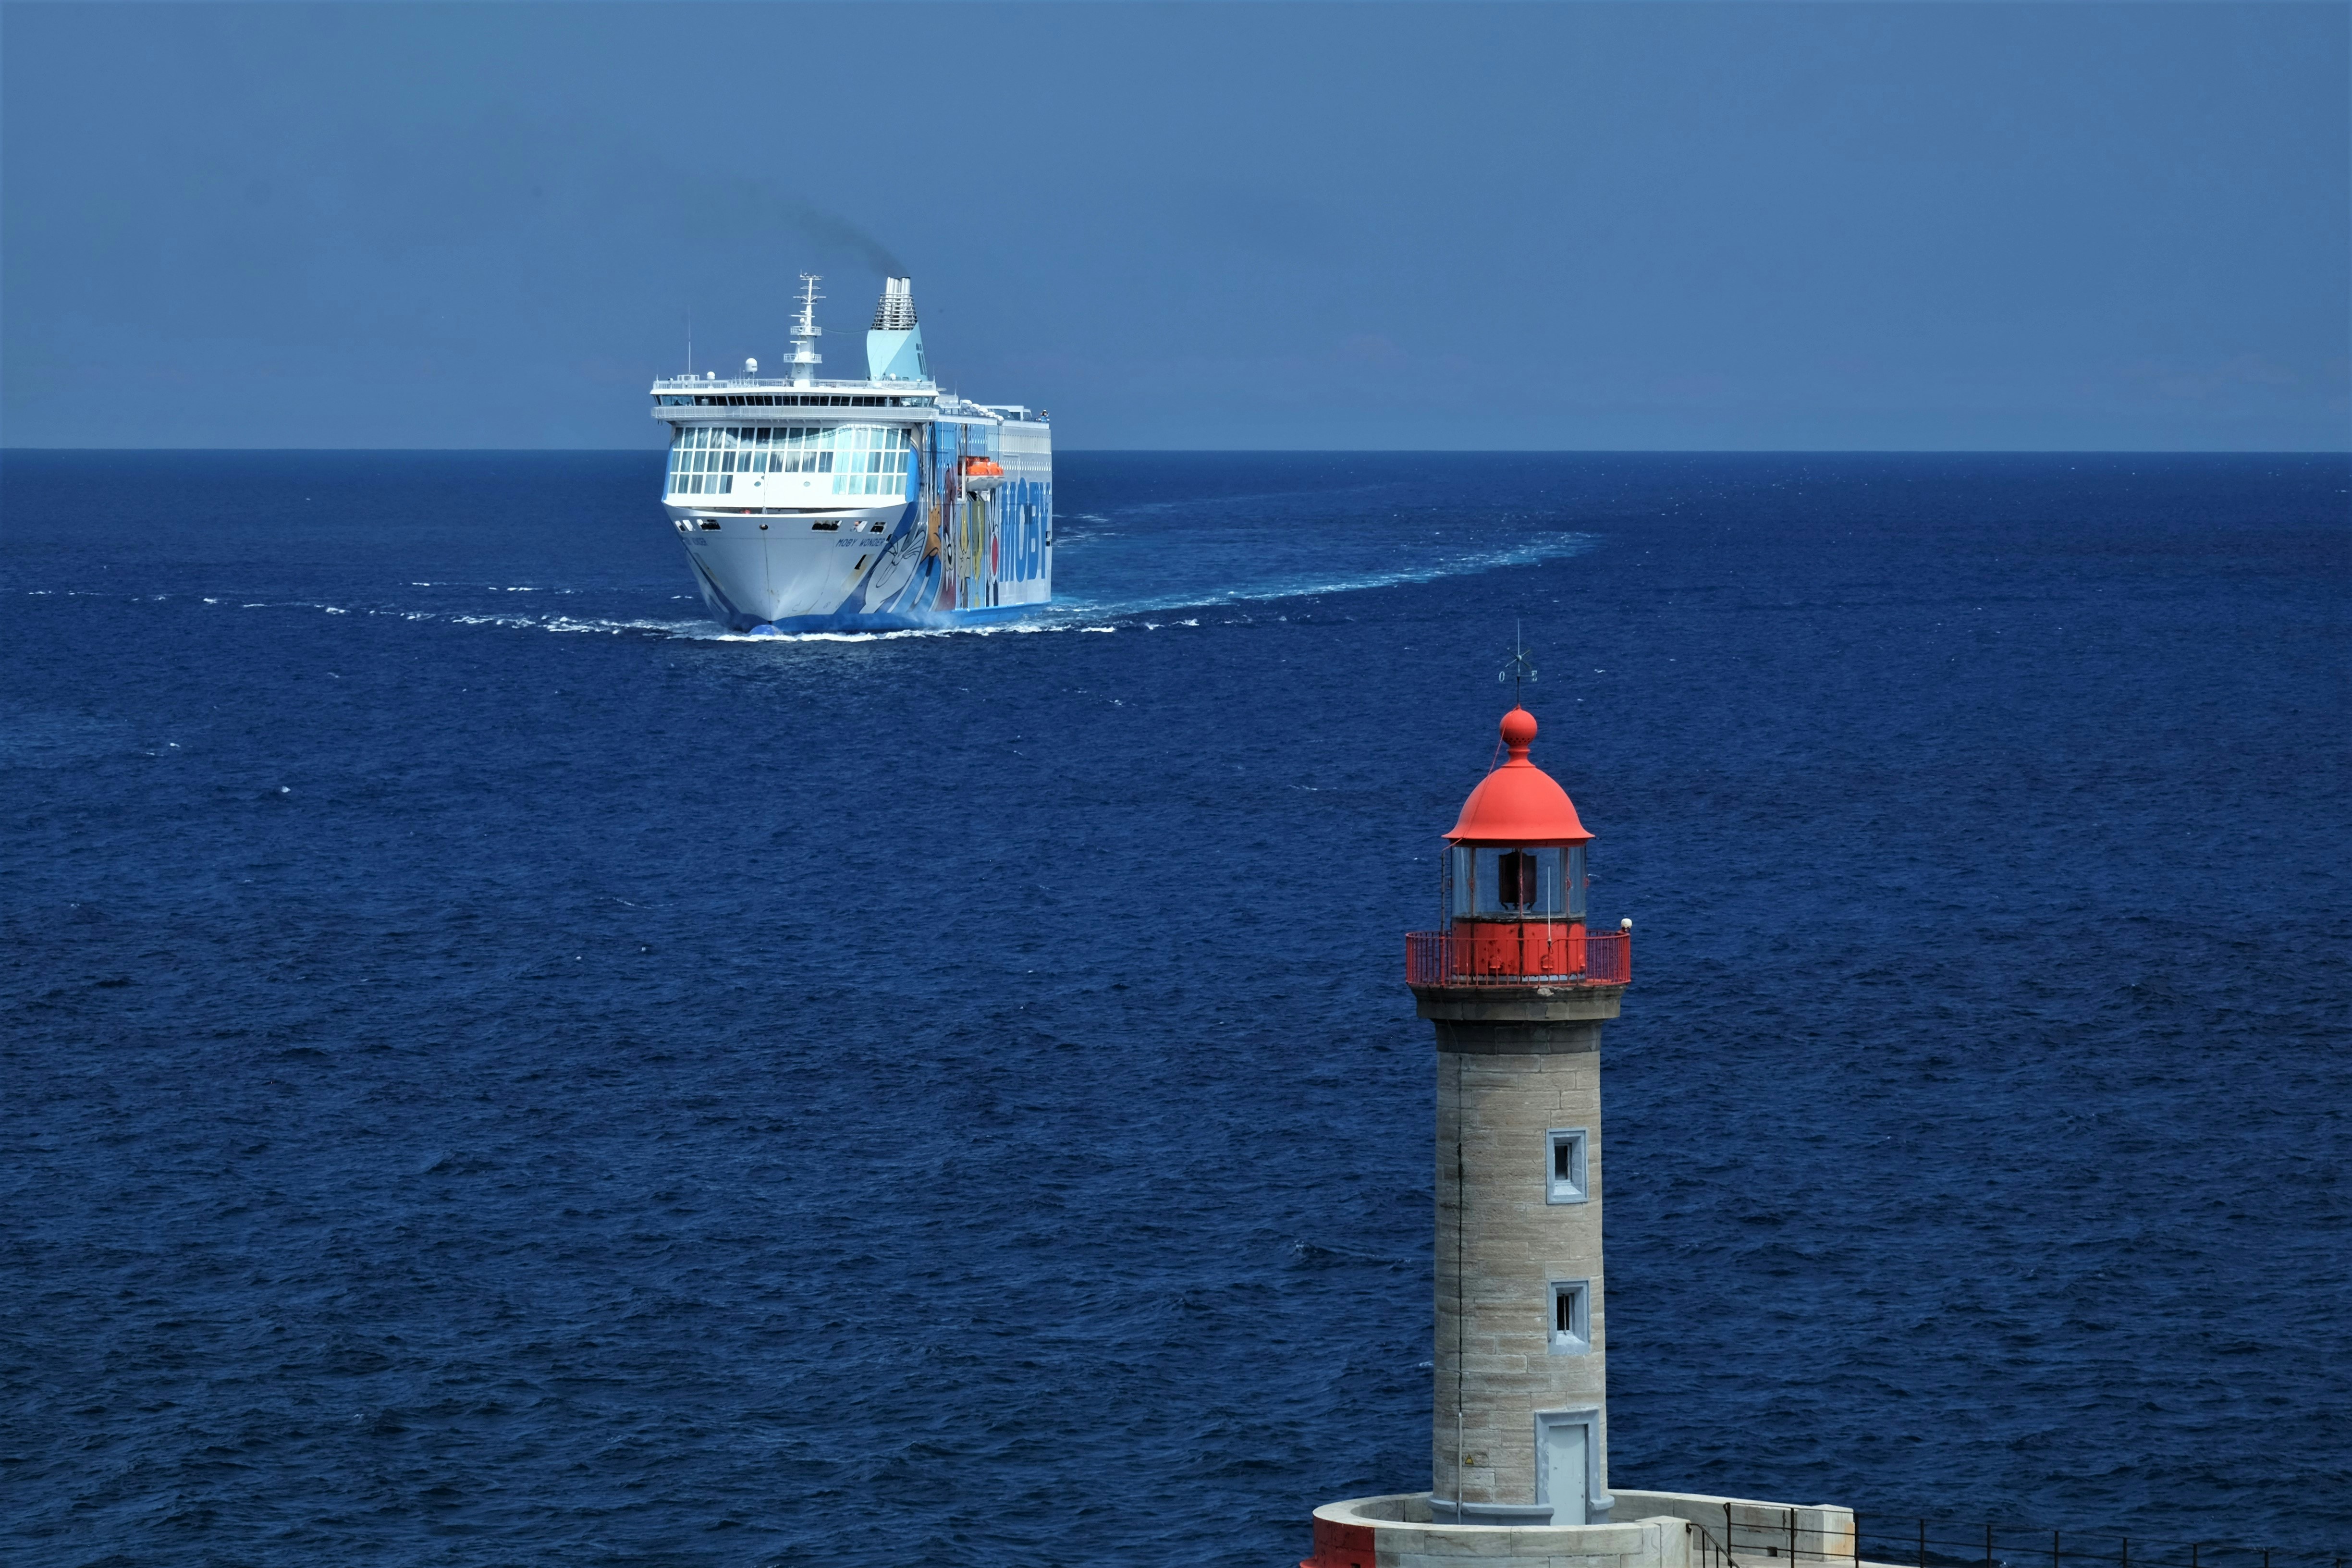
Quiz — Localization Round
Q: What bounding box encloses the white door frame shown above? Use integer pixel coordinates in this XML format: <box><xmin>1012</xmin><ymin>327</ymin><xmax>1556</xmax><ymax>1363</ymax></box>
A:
<box><xmin>1532</xmin><ymin>1407</ymin><xmax>1612</xmax><ymax>1525</ymax></box>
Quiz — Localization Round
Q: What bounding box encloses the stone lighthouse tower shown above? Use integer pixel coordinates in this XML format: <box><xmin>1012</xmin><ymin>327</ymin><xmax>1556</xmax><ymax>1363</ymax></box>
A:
<box><xmin>1412</xmin><ymin>703</ymin><xmax>1629</xmax><ymax>1528</ymax></box>
<box><xmin>1302</xmin><ymin>700</ymin><xmax>1857</xmax><ymax>1568</ymax></box>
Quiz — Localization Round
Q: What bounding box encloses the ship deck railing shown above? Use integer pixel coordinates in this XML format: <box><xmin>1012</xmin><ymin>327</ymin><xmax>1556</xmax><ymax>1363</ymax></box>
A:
<box><xmin>649</xmin><ymin>380</ymin><xmax>1046</xmax><ymax>422</ymax></box>
<box><xmin>652</xmin><ymin>374</ymin><xmax>938</xmax><ymax>392</ymax></box>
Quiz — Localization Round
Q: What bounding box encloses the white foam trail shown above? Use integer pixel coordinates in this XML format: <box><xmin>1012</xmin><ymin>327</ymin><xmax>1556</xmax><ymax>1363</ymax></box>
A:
<box><xmin>1047</xmin><ymin>530</ymin><xmax>1598</xmax><ymax>620</ymax></box>
<box><xmin>50</xmin><ymin>520</ymin><xmax>1599</xmax><ymax>649</ymax></box>
<box><xmin>694</xmin><ymin>620</ymin><xmax>1064</xmax><ymax>645</ymax></box>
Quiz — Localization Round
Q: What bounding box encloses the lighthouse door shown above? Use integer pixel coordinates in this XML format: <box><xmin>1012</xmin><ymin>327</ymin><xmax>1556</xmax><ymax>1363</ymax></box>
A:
<box><xmin>1538</xmin><ymin>1418</ymin><xmax>1588</xmax><ymax>1525</ymax></box>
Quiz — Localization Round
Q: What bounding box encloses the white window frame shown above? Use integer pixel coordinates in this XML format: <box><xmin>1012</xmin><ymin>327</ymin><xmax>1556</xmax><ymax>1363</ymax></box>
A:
<box><xmin>1546</xmin><ymin>1127</ymin><xmax>1589</xmax><ymax>1205</ymax></box>
<box><xmin>1548</xmin><ymin>1279</ymin><xmax>1592</xmax><ymax>1355</ymax></box>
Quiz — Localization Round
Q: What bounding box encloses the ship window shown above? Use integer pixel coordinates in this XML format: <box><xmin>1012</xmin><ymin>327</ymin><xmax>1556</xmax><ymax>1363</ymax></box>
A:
<box><xmin>824</xmin><ymin>427</ymin><xmax>913</xmax><ymax>496</ymax></box>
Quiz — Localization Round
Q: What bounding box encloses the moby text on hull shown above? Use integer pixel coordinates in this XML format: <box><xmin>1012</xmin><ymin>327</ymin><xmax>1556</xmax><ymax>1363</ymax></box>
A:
<box><xmin>651</xmin><ymin>274</ymin><xmax>1052</xmax><ymax>634</ymax></box>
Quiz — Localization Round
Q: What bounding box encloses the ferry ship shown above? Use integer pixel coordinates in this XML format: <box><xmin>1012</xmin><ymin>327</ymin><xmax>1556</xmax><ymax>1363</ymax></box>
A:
<box><xmin>651</xmin><ymin>275</ymin><xmax>1052</xmax><ymax>634</ymax></box>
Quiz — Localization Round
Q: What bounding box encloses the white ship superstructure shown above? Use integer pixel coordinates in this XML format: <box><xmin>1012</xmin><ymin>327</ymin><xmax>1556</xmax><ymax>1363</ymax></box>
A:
<box><xmin>651</xmin><ymin>275</ymin><xmax>1052</xmax><ymax>633</ymax></box>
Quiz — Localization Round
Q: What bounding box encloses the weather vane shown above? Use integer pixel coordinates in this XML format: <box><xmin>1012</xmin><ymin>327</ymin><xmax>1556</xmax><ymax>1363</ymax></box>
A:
<box><xmin>1497</xmin><ymin>621</ymin><xmax>1538</xmax><ymax>709</ymax></box>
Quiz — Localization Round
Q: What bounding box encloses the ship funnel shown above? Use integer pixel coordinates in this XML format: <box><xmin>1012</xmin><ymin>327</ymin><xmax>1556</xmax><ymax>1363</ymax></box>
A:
<box><xmin>866</xmin><ymin>276</ymin><xmax>927</xmax><ymax>381</ymax></box>
<box><xmin>870</xmin><ymin>277</ymin><xmax>919</xmax><ymax>331</ymax></box>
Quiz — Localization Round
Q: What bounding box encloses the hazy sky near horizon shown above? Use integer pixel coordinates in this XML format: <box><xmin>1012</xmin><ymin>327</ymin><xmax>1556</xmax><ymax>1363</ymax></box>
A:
<box><xmin>2</xmin><ymin>2</ymin><xmax>2345</xmax><ymax>451</ymax></box>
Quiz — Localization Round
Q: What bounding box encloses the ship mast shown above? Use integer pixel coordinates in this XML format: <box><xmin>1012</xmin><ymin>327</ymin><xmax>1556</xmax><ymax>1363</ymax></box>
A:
<box><xmin>787</xmin><ymin>273</ymin><xmax>823</xmax><ymax>387</ymax></box>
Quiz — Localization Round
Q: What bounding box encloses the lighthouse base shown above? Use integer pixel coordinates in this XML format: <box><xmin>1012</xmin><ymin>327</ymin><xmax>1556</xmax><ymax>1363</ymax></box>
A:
<box><xmin>1303</xmin><ymin>1490</ymin><xmax>1855</xmax><ymax>1568</ymax></box>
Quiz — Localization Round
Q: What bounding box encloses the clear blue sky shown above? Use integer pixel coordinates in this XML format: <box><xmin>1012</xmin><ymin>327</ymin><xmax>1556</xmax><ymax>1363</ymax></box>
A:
<box><xmin>2</xmin><ymin>2</ymin><xmax>2345</xmax><ymax>450</ymax></box>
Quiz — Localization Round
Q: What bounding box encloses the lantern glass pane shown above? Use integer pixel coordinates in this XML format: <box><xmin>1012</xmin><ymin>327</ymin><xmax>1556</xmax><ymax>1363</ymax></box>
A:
<box><xmin>1467</xmin><ymin>846</ymin><xmax>1568</xmax><ymax>916</ymax></box>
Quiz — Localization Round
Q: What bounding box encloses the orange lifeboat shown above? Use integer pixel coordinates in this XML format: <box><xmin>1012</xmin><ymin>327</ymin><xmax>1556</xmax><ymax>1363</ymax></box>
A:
<box><xmin>959</xmin><ymin>456</ymin><xmax>1005</xmax><ymax>492</ymax></box>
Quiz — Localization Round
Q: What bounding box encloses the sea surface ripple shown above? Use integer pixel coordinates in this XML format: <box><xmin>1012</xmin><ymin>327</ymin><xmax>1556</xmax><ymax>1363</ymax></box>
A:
<box><xmin>2</xmin><ymin>451</ymin><xmax>2346</xmax><ymax>1567</ymax></box>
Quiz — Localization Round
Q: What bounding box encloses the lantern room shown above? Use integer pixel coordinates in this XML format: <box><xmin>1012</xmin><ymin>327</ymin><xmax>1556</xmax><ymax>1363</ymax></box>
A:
<box><xmin>1450</xmin><ymin>842</ymin><xmax>1585</xmax><ymax>922</ymax></box>
<box><xmin>1422</xmin><ymin>707</ymin><xmax>1617</xmax><ymax>984</ymax></box>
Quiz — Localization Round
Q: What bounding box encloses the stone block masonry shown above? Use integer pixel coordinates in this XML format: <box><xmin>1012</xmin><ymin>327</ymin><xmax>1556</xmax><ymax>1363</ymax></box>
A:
<box><xmin>1429</xmin><ymin>988</ymin><xmax>1620</xmax><ymax>1518</ymax></box>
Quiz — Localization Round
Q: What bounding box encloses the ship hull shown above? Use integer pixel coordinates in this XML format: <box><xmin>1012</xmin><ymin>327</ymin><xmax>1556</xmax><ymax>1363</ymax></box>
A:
<box><xmin>671</xmin><ymin>476</ymin><xmax>1052</xmax><ymax>632</ymax></box>
<box><xmin>672</xmin><ymin>502</ymin><xmax>921</xmax><ymax>629</ymax></box>
<box><xmin>657</xmin><ymin>404</ymin><xmax>1053</xmax><ymax>634</ymax></box>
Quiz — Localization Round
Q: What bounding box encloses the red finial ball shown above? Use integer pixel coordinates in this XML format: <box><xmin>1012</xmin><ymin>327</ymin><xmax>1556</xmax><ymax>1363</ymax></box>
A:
<box><xmin>1500</xmin><ymin>707</ymin><xmax>1537</xmax><ymax>753</ymax></box>
<box><xmin>1445</xmin><ymin>705</ymin><xmax>1591</xmax><ymax>845</ymax></box>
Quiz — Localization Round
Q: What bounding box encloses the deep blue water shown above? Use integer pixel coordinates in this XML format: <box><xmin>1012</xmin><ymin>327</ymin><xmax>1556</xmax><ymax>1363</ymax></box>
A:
<box><xmin>3</xmin><ymin>451</ymin><xmax>2346</xmax><ymax>1568</ymax></box>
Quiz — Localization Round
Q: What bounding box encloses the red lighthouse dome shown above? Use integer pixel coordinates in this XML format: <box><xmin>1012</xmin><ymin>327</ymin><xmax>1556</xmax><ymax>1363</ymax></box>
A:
<box><xmin>1446</xmin><ymin>708</ymin><xmax>1591</xmax><ymax>845</ymax></box>
<box><xmin>1407</xmin><ymin>707</ymin><xmax>1629</xmax><ymax>989</ymax></box>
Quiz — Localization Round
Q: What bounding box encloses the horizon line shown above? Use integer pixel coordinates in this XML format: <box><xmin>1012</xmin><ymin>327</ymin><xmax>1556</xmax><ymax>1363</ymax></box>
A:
<box><xmin>3</xmin><ymin>445</ymin><xmax>2348</xmax><ymax>458</ymax></box>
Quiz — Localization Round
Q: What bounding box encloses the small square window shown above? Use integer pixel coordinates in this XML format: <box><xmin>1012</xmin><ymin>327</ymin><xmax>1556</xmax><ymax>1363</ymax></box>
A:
<box><xmin>1546</xmin><ymin>1129</ymin><xmax>1588</xmax><ymax>1205</ymax></box>
<box><xmin>1549</xmin><ymin>1280</ymin><xmax>1592</xmax><ymax>1355</ymax></box>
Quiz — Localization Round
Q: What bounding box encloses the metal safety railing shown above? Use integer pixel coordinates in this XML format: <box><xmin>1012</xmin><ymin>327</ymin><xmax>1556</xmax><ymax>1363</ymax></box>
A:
<box><xmin>651</xmin><ymin>374</ymin><xmax>935</xmax><ymax>392</ymax></box>
<box><xmin>1404</xmin><ymin>927</ymin><xmax>1630</xmax><ymax>987</ymax></box>
<box><xmin>1679</xmin><ymin>1504</ymin><xmax>2341</xmax><ymax>1568</ymax></box>
<box><xmin>1690</xmin><ymin>1519</ymin><xmax>1740</xmax><ymax>1568</ymax></box>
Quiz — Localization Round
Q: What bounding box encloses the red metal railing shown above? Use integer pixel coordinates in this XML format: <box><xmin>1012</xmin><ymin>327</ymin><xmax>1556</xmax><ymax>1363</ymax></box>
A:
<box><xmin>1405</xmin><ymin>927</ymin><xmax>1630</xmax><ymax>987</ymax></box>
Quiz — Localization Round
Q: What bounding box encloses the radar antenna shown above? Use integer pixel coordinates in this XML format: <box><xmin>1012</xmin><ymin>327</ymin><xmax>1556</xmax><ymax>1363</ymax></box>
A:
<box><xmin>787</xmin><ymin>273</ymin><xmax>824</xmax><ymax>387</ymax></box>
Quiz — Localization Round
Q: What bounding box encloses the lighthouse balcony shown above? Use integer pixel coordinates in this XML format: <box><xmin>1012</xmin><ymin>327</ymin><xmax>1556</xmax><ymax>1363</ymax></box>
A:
<box><xmin>1406</xmin><ymin>927</ymin><xmax>1630</xmax><ymax>988</ymax></box>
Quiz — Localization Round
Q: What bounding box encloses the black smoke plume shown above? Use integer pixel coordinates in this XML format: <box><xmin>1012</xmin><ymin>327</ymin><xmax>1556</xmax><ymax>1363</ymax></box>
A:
<box><xmin>774</xmin><ymin>199</ymin><xmax>905</xmax><ymax>280</ymax></box>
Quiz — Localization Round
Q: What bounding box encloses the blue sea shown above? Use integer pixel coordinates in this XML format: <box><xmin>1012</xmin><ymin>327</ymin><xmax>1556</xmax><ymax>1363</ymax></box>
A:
<box><xmin>3</xmin><ymin>451</ymin><xmax>2346</xmax><ymax>1567</ymax></box>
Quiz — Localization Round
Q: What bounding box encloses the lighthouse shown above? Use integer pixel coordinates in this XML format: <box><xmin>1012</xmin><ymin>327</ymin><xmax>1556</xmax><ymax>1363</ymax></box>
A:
<box><xmin>1297</xmin><ymin>698</ymin><xmax>1858</xmax><ymax>1568</ymax></box>
<box><xmin>1414</xmin><ymin>703</ymin><xmax>1629</xmax><ymax>1528</ymax></box>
